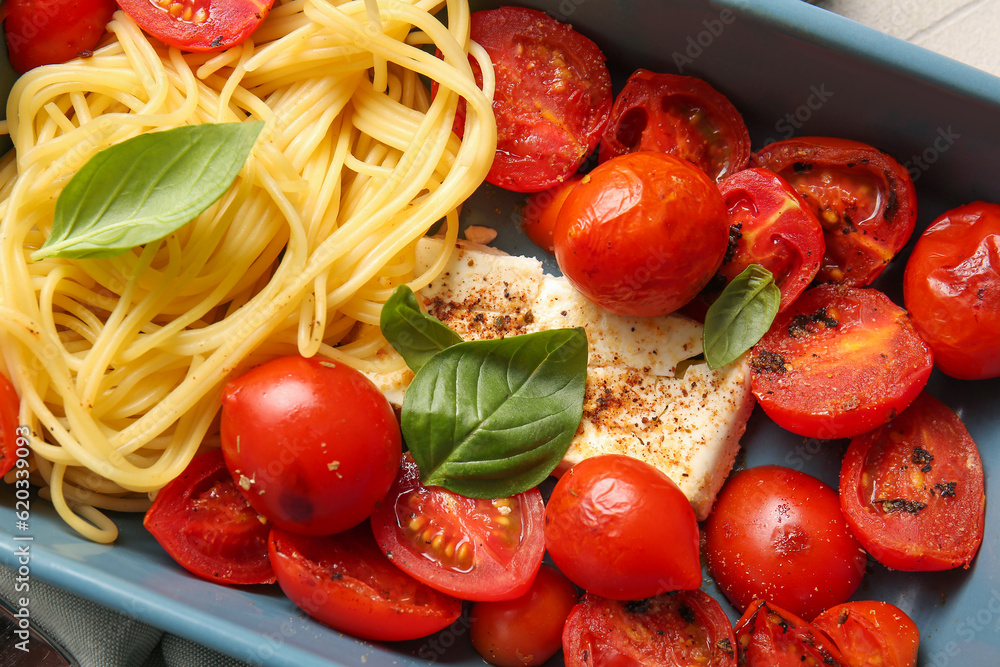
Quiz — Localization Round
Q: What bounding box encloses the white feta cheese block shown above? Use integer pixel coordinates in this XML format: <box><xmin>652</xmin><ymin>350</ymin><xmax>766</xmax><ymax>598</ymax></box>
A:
<box><xmin>367</xmin><ymin>236</ymin><xmax>756</xmax><ymax>520</ymax></box>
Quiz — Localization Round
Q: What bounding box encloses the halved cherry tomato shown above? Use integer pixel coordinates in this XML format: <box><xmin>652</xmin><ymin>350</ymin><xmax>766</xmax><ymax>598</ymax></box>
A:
<box><xmin>521</xmin><ymin>175</ymin><xmax>582</xmax><ymax>254</ymax></box>
<box><xmin>687</xmin><ymin>167</ymin><xmax>825</xmax><ymax>319</ymax></box>
<box><xmin>734</xmin><ymin>599</ymin><xmax>847</xmax><ymax>667</ymax></box>
<box><xmin>544</xmin><ymin>454</ymin><xmax>701</xmax><ymax>601</ymax></box>
<box><xmin>840</xmin><ymin>391</ymin><xmax>986</xmax><ymax>571</ymax></box>
<box><xmin>553</xmin><ymin>151</ymin><xmax>729</xmax><ymax>317</ymax></box>
<box><xmin>116</xmin><ymin>0</ymin><xmax>273</xmax><ymax>52</ymax></box>
<box><xmin>704</xmin><ymin>465</ymin><xmax>866</xmax><ymax>621</ymax></box>
<box><xmin>562</xmin><ymin>590</ymin><xmax>737</xmax><ymax>667</ymax></box>
<box><xmin>903</xmin><ymin>201</ymin><xmax>1000</xmax><ymax>380</ymax></box>
<box><xmin>813</xmin><ymin>601</ymin><xmax>920</xmax><ymax>667</ymax></box>
<box><xmin>599</xmin><ymin>69</ymin><xmax>751</xmax><ymax>182</ymax></box>
<box><xmin>268</xmin><ymin>523</ymin><xmax>462</xmax><ymax>642</ymax></box>
<box><xmin>0</xmin><ymin>374</ymin><xmax>20</xmax><ymax>478</ymax></box>
<box><xmin>752</xmin><ymin>137</ymin><xmax>917</xmax><ymax>286</ymax></box>
<box><xmin>370</xmin><ymin>453</ymin><xmax>545</xmax><ymax>602</ymax></box>
<box><xmin>749</xmin><ymin>284</ymin><xmax>933</xmax><ymax>439</ymax></box>
<box><xmin>4</xmin><ymin>0</ymin><xmax>117</xmax><ymax>73</ymax></box>
<box><xmin>220</xmin><ymin>355</ymin><xmax>401</xmax><ymax>536</ymax></box>
<box><xmin>464</xmin><ymin>6</ymin><xmax>611</xmax><ymax>192</ymax></box>
<box><xmin>470</xmin><ymin>564</ymin><xmax>579</xmax><ymax>667</ymax></box>
<box><xmin>144</xmin><ymin>449</ymin><xmax>275</xmax><ymax>585</ymax></box>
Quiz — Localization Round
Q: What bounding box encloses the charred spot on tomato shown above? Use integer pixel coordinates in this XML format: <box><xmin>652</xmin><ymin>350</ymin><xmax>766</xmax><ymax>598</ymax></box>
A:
<box><xmin>836</xmin><ymin>608</ymin><xmax>849</xmax><ymax>625</ymax></box>
<box><xmin>934</xmin><ymin>481</ymin><xmax>957</xmax><ymax>498</ymax></box>
<box><xmin>883</xmin><ymin>170</ymin><xmax>899</xmax><ymax>220</ymax></box>
<box><xmin>716</xmin><ymin>637</ymin><xmax>735</xmax><ymax>658</ymax></box>
<box><xmin>792</xmin><ymin>161</ymin><xmax>813</xmax><ymax>173</ymax></box>
<box><xmin>878</xmin><ymin>498</ymin><xmax>927</xmax><ymax>514</ymax></box>
<box><xmin>723</xmin><ymin>222</ymin><xmax>743</xmax><ymax>263</ymax></box>
<box><xmin>912</xmin><ymin>446</ymin><xmax>934</xmax><ymax>472</ymax></box>
<box><xmin>677</xmin><ymin>602</ymin><xmax>696</xmax><ymax>625</ymax></box>
<box><xmin>788</xmin><ymin>307</ymin><xmax>840</xmax><ymax>337</ymax></box>
<box><xmin>624</xmin><ymin>598</ymin><xmax>652</xmax><ymax>614</ymax></box>
<box><xmin>750</xmin><ymin>349</ymin><xmax>787</xmax><ymax>374</ymax></box>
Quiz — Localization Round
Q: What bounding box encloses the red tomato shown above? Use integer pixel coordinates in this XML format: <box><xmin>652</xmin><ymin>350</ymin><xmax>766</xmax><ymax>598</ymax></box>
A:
<box><xmin>840</xmin><ymin>391</ymin><xmax>986</xmax><ymax>571</ymax></box>
<box><xmin>752</xmin><ymin>137</ymin><xmax>918</xmax><ymax>286</ymax></box>
<box><xmin>521</xmin><ymin>175</ymin><xmax>582</xmax><ymax>254</ymax></box>
<box><xmin>116</xmin><ymin>0</ymin><xmax>273</xmax><ymax>52</ymax></box>
<box><xmin>4</xmin><ymin>0</ymin><xmax>116</xmax><ymax>73</ymax></box>
<box><xmin>268</xmin><ymin>523</ymin><xmax>462</xmax><ymax>642</ymax></box>
<box><xmin>734</xmin><ymin>599</ymin><xmax>848</xmax><ymax>667</ymax></box>
<box><xmin>553</xmin><ymin>151</ymin><xmax>729</xmax><ymax>317</ymax></box>
<box><xmin>543</xmin><ymin>454</ymin><xmax>701</xmax><ymax>600</ymax></box>
<box><xmin>464</xmin><ymin>6</ymin><xmax>611</xmax><ymax>192</ymax></box>
<box><xmin>704</xmin><ymin>465</ymin><xmax>866</xmax><ymax>621</ymax></box>
<box><xmin>749</xmin><ymin>284</ymin><xmax>933</xmax><ymax>439</ymax></box>
<box><xmin>220</xmin><ymin>355</ymin><xmax>401</xmax><ymax>536</ymax></box>
<box><xmin>469</xmin><ymin>564</ymin><xmax>579</xmax><ymax>667</ymax></box>
<box><xmin>903</xmin><ymin>201</ymin><xmax>1000</xmax><ymax>380</ymax></box>
<box><xmin>562</xmin><ymin>590</ymin><xmax>737</xmax><ymax>667</ymax></box>
<box><xmin>370</xmin><ymin>453</ymin><xmax>545</xmax><ymax>602</ymax></box>
<box><xmin>0</xmin><ymin>374</ymin><xmax>20</xmax><ymax>478</ymax></box>
<box><xmin>813</xmin><ymin>601</ymin><xmax>920</xmax><ymax>667</ymax></box>
<box><xmin>143</xmin><ymin>449</ymin><xmax>275</xmax><ymax>585</ymax></box>
<box><xmin>599</xmin><ymin>69</ymin><xmax>751</xmax><ymax>182</ymax></box>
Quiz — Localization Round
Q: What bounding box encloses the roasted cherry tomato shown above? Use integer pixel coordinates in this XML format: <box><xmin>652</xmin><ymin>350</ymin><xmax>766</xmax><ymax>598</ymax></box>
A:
<box><xmin>462</xmin><ymin>6</ymin><xmax>611</xmax><ymax>192</ymax></box>
<box><xmin>370</xmin><ymin>453</ymin><xmax>545</xmax><ymax>602</ymax></box>
<box><xmin>840</xmin><ymin>391</ymin><xmax>985</xmax><ymax>571</ymax></box>
<box><xmin>544</xmin><ymin>454</ymin><xmax>701</xmax><ymax>600</ymax></box>
<box><xmin>704</xmin><ymin>465</ymin><xmax>866</xmax><ymax>621</ymax></box>
<box><xmin>116</xmin><ymin>0</ymin><xmax>273</xmax><ymax>52</ymax></box>
<box><xmin>0</xmin><ymin>374</ymin><xmax>20</xmax><ymax>478</ymax></box>
<box><xmin>687</xmin><ymin>167</ymin><xmax>825</xmax><ymax>319</ymax></box>
<box><xmin>753</xmin><ymin>137</ymin><xmax>917</xmax><ymax>286</ymax></box>
<box><xmin>903</xmin><ymin>201</ymin><xmax>1000</xmax><ymax>380</ymax></box>
<box><xmin>734</xmin><ymin>599</ymin><xmax>848</xmax><ymax>666</ymax></box>
<box><xmin>268</xmin><ymin>523</ymin><xmax>462</xmax><ymax>642</ymax></box>
<box><xmin>813</xmin><ymin>601</ymin><xmax>920</xmax><ymax>667</ymax></box>
<box><xmin>562</xmin><ymin>590</ymin><xmax>737</xmax><ymax>667</ymax></box>
<box><xmin>599</xmin><ymin>69</ymin><xmax>751</xmax><ymax>182</ymax></box>
<box><xmin>144</xmin><ymin>449</ymin><xmax>275</xmax><ymax>585</ymax></box>
<box><xmin>4</xmin><ymin>0</ymin><xmax>116</xmax><ymax>73</ymax></box>
<box><xmin>749</xmin><ymin>284</ymin><xmax>933</xmax><ymax>439</ymax></box>
<box><xmin>470</xmin><ymin>564</ymin><xmax>579</xmax><ymax>667</ymax></box>
<box><xmin>521</xmin><ymin>175</ymin><xmax>582</xmax><ymax>254</ymax></box>
<box><xmin>553</xmin><ymin>151</ymin><xmax>729</xmax><ymax>317</ymax></box>
<box><xmin>220</xmin><ymin>355</ymin><xmax>401</xmax><ymax>536</ymax></box>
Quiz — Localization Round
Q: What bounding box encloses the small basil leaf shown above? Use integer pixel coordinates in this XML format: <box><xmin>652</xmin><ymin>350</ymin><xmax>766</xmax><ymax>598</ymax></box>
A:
<box><xmin>32</xmin><ymin>121</ymin><xmax>264</xmax><ymax>260</ymax></box>
<box><xmin>402</xmin><ymin>327</ymin><xmax>588</xmax><ymax>498</ymax></box>
<box><xmin>703</xmin><ymin>264</ymin><xmax>780</xmax><ymax>369</ymax></box>
<box><xmin>380</xmin><ymin>285</ymin><xmax>463</xmax><ymax>372</ymax></box>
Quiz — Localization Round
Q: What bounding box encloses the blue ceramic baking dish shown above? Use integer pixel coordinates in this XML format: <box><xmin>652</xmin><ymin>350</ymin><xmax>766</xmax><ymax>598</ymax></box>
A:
<box><xmin>1</xmin><ymin>0</ymin><xmax>998</xmax><ymax>665</ymax></box>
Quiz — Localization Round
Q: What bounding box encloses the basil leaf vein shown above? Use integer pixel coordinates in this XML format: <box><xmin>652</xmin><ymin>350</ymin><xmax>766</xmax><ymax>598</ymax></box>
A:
<box><xmin>32</xmin><ymin>121</ymin><xmax>264</xmax><ymax>260</ymax></box>
<box><xmin>380</xmin><ymin>285</ymin><xmax>463</xmax><ymax>372</ymax></box>
<box><xmin>401</xmin><ymin>327</ymin><xmax>588</xmax><ymax>498</ymax></box>
<box><xmin>703</xmin><ymin>264</ymin><xmax>780</xmax><ymax>369</ymax></box>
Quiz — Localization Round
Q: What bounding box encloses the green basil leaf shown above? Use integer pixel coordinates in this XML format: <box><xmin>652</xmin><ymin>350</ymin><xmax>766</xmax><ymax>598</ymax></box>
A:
<box><xmin>380</xmin><ymin>285</ymin><xmax>463</xmax><ymax>372</ymax></box>
<box><xmin>402</xmin><ymin>327</ymin><xmax>588</xmax><ymax>498</ymax></box>
<box><xmin>32</xmin><ymin>121</ymin><xmax>264</xmax><ymax>260</ymax></box>
<box><xmin>703</xmin><ymin>264</ymin><xmax>780</xmax><ymax>369</ymax></box>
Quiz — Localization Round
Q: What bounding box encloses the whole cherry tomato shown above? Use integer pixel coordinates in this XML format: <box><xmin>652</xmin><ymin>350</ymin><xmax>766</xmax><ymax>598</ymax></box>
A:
<box><xmin>116</xmin><ymin>0</ymin><xmax>273</xmax><ymax>52</ymax></box>
<box><xmin>903</xmin><ymin>201</ymin><xmax>1000</xmax><ymax>380</ymax></box>
<box><xmin>840</xmin><ymin>391</ymin><xmax>985</xmax><ymax>571</ymax></box>
<box><xmin>813</xmin><ymin>601</ymin><xmax>920</xmax><ymax>667</ymax></box>
<box><xmin>753</xmin><ymin>137</ymin><xmax>917</xmax><ymax>286</ymax></box>
<box><xmin>599</xmin><ymin>69</ymin><xmax>751</xmax><ymax>182</ymax></box>
<box><xmin>469</xmin><ymin>564</ymin><xmax>579</xmax><ymax>667</ymax></box>
<box><xmin>553</xmin><ymin>151</ymin><xmax>729</xmax><ymax>317</ymax></box>
<box><xmin>220</xmin><ymin>355</ymin><xmax>401</xmax><ymax>536</ymax></box>
<box><xmin>4</xmin><ymin>0</ymin><xmax>117</xmax><ymax>73</ymax></box>
<box><xmin>544</xmin><ymin>454</ymin><xmax>701</xmax><ymax>600</ymax></box>
<box><xmin>749</xmin><ymin>284</ymin><xmax>933</xmax><ymax>439</ymax></box>
<box><xmin>704</xmin><ymin>465</ymin><xmax>866</xmax><ymax>621</ymax></box>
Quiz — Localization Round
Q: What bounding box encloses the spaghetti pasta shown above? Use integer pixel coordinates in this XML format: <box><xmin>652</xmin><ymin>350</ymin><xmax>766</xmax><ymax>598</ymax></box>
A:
<box><xmin>0</xmin><ymin>0</ymin><xmax>497</xmax><ymax>542</ymax></box>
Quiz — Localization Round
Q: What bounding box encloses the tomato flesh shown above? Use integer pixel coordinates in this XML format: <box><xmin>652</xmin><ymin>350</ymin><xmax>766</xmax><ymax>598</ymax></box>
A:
<box><xmin>562</xmin><ymin>590</ymin><xmax>737</xmax><ymax>667</ymax></box>
<box><xmin>144</xmin><ymin>449</ymin><xmax>275</xmax><ymax>585</ymax></box>
<box><xmin>840</xmin><ymin>391</ymin><xmax>986</xmax><ymax>571</ymax></box>
<box><xmin>370</xmin><ymin>453</ymin><xmax>545</xmax><ymax>602</ymax></box>
<box><xmin>813</xmin><ymin>601</ymin><xmax>920</xmax><ymax>667</ymax></box>
<box><xmin>734</xmin><ymin>599</ymin><xmax>848</xmax><ymax>667</ymax></box>
<box><xmin>750</xmin><ymin>284</ymin><xmax>933</xmax><ymax>439</ymax></box>
<box><xmin>903</xmin><ymin>201</ymin><xmax>1000</xmax><ymax>380</ymax></box>
<box><xmin>269</xmin><ymin>523</ymin><xmax>462</xmax><ymax>642</ymax></box>
<box><xmin>116</xmin><ymin>0</ymin><xmax>273</xmax><ymax>51</ymax></box>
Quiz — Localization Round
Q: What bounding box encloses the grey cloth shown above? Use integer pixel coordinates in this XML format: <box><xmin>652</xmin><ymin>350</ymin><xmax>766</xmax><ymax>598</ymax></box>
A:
<box><xmin>0</xmin><ymin>563</ymin><xmax>251</xmax><ymax>667</ymax></box>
